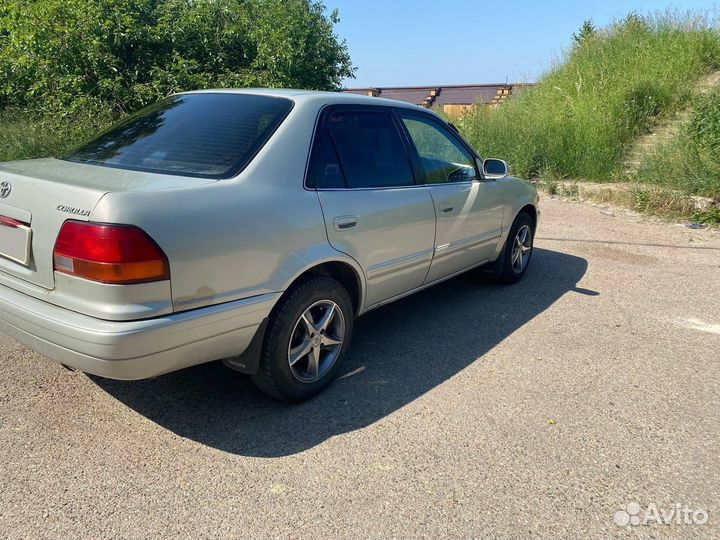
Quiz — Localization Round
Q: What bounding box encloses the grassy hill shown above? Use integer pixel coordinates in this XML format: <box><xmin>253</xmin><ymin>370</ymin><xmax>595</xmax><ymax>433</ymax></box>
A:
<box><xmin>457</xmin><ymin>11</ymin><xmax>720</xmax><ymax>223</ymax></box>
<box><xmin>635</xmin><ymin>84</ymin><xmax>720</xmax><ymax>198</ymax></box>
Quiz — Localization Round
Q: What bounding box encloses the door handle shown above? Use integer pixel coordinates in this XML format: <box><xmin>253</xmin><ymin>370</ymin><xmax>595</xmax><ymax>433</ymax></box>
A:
<box><xmin>334</xmin><ymin>216</ymin><xmax>358</xmax><ymax>231</ymax></box>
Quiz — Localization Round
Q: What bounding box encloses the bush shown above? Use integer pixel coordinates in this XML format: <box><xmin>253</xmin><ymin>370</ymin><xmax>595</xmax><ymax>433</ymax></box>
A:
<box><xmin>459</xmin><ymin>12</ymin><xmax>720</xmax><ymax>182</ymax></box>
<box><xmin>0</xmin><ymin>0</ymin><xmax>354</xmax><ymax>161</ymax></box>
<box><xmin>0</xmin><ymin>0</ymin><xmax>354</xmax><ymax>115</ymax></box>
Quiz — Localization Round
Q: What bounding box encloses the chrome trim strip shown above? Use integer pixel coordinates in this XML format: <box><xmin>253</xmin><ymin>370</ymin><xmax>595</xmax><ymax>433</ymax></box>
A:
<box><xmin>433</xmin><ymin>227</ymin><xmax>503</xmax><ymax>258</ymax></box>
<box><xmin>316</xmin><ymin>184</ymin><xmax>429</xmax><ymax>192</ymax></box>
<box><xmin>314</xmin><ymin>181</ymin><xmax>476</xmax><ymax>192</ymax></box>
<box><xmin>366</xmin><ymin>248</ymin><xmax>434</xmax><ymax>280</ymax></box>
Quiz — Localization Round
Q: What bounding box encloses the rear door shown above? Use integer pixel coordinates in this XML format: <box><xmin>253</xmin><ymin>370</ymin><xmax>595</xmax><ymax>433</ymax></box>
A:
<box><xmin>396</xmin><ymin>111</ymin><xmax>505</xmax><ymax>283</ymax></box>
<box><xmin>308</xmin><ymin>106</ymin><xmax>436</xmax><ymax>307</ymax></box>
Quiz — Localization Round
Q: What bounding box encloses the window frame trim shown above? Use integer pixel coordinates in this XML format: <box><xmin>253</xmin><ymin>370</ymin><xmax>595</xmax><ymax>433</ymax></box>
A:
<box><xmin>304</xmin><ymin>104</ymin><xmax>424</xmax><ymax>191</ymax></box>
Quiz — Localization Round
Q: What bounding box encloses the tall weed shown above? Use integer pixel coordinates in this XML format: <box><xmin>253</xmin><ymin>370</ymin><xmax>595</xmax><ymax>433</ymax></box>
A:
<box><xmin>459</xmin><ymin>11</ymin><xmax>720</xmax><ymax>187</ymax></box>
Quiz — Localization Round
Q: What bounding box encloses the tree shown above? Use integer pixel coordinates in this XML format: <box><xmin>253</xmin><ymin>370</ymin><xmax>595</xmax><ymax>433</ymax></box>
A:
<box><xmin>0</xmin><ymin>0</ymin><xmax>355</xmax><ymax>114</ymax></box>
<box><xmin>572</xmin><ymin>20</ymin><xmax>597</xmax><ymax>47</ymax></box>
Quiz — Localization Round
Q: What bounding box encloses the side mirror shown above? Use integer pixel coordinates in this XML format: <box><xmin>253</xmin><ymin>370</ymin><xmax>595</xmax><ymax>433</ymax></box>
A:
<box><xmin>483</xmin><ymin>158</ymin><xmax>508</xmax><ymax>180</ymax></box>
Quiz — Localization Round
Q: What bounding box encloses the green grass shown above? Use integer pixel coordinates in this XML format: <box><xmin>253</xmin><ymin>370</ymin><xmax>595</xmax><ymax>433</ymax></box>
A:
<box><xmin>634</xmin><ymin>88</ymin><xmax>720</xmax><ymax>198</ymax></box>
<box><xmin>0</xmin><ymin>104</ymin><xmax>113</xmax><ymax>163</ymax></box>
<box><xmin>537</xmin><ymin>179</ymin><xmax>720</xmax><ymax>225</ymax></box>
<box><xmin>457</xmin><ymin>11</ymin><xmax>720</xmax><ymax>193</ymax></box>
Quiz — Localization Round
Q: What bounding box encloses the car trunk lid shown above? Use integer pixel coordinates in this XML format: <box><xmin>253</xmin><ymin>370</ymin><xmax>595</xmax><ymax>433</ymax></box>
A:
<box><xmin>0</xmin><ymin>158</ymin><xmax>214</xmax><ymax>290</ymax></box>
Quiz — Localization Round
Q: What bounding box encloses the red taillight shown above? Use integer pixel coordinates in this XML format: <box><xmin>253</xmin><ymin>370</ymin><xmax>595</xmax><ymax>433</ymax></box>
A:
<box><xmin>53</xmin><ymin>221</ymin><xmax>169</xmax><ymax>284</ymax></box>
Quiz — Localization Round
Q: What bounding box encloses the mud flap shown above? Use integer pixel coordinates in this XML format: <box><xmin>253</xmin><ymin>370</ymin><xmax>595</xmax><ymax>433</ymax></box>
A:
<box><xmin>222</xmin><ymin>317</ymin><xmax>269</xmax><ymax>375</ymax></box>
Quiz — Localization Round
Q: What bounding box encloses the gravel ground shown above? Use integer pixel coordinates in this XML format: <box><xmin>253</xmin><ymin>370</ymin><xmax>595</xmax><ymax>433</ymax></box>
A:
<box><xmin>1</xmin><ymin>196</ymin><xmax>719</xmax><ymax>539</ymax></box>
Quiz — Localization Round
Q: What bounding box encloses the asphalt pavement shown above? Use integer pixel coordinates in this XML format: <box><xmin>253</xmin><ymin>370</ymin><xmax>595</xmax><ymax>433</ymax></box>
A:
<box><xmin>1</xmin><ymin>196</ymin><xmax>719</xmax><ymax>539</ymax></box>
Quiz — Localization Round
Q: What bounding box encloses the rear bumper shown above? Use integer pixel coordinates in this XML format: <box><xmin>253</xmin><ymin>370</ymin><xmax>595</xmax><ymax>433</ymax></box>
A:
<box><xmin>0</xmin><ymin>283</ymin><xmax>279</xmax><ymax>380</ymax></box>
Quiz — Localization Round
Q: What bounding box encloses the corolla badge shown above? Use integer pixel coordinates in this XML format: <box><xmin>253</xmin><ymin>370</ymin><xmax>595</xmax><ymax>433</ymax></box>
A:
<box><xmin>0</xmin><ymin>180</ymin><xmax>11</xmax><ymax>198</ymax></box>
<box><xmin>56</xmin><ymin>204</ymin><xmax>91</xmax><ymax>217</ymax></box>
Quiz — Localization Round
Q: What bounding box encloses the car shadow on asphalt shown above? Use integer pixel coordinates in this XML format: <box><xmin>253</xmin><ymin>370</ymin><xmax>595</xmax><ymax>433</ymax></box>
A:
<box><xmin>92</xmin><ymin>248</ymin><xmax>590</xmax><ymax>457</ymax></box>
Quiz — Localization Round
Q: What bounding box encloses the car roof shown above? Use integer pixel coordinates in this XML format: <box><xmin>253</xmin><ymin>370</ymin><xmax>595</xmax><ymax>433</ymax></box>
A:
<box><xmin>178</xmin><ymin>88</ymin><xmax>435</xmax><ymax>115</ymax></box>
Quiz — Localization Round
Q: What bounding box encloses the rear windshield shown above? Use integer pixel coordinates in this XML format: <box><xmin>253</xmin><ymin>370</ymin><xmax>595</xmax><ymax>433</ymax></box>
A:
<box><xmin>65</xmin><ymin>93</ymin><xmax>293</xmax><ymax>179</ymax></box>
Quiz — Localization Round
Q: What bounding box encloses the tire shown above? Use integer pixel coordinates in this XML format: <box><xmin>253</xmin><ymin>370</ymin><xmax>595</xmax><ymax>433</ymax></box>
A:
<box><xmin>496</xmin><ymin>211</ymin><xmax>534</xmax><ymax>285</ymax></box>
<box><xmin>252</xmin><ymin>276</ymin><xmax>354</xmax><ymax>402</ymax></box>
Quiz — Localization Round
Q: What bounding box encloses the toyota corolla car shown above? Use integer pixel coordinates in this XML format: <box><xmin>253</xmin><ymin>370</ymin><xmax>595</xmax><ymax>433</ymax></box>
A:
<box><xmin>0</xmin><ymin>89</ymin><xmax>538</xmax><ymax>401</ymax></box>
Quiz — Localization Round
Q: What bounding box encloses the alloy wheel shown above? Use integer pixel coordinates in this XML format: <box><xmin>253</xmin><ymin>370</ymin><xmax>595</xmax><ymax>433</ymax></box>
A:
<box><xmin>287</xmin><ymin>300</ymin><xmax>345</xmax><ymax>383</ymax></box>
<box><xmin>511</xmin><ymin>224</ymin><xmax>533</xmax><ymax>273</ymax></box>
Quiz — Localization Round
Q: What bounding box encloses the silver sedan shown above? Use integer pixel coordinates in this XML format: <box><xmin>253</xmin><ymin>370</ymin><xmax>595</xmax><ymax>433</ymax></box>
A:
<box><xmin>0</xmin><ymin>89</ymin><xmax>538</xmax><ymax>401</ymax></box>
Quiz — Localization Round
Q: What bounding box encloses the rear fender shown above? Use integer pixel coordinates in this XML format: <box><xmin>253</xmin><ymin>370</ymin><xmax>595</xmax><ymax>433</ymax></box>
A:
<box><xmin>271</xmin><ymin>243</ymin><xmax>367</xmax><ymax>314</ymax></box>
<box><xmin>223</xmin><ymin>245</ymin><xmax>365</xmax><ymax>375</ymax></box>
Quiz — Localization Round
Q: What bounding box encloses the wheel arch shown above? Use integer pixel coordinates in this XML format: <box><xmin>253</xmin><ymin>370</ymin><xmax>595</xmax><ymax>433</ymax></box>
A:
<box><xmin>519</xmin><ymin>203</ymin><xmax>538</xmax><ymax>230</ymax></box>
<box><xmin>289</xmin><ymin>260</ymin><xmax>364</xmax><ymax>316</ymax></box>
<box><xmin>277</xmin><ymin>253</ymin><xmax>366</xmax><ymax>317</ymax></box>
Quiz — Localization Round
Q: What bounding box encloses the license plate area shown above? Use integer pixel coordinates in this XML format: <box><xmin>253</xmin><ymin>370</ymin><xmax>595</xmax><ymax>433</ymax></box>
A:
<box><xmin>0</xmin><ymin>216</ymin><xmax>32</xmax><ymax>266</ymax></box>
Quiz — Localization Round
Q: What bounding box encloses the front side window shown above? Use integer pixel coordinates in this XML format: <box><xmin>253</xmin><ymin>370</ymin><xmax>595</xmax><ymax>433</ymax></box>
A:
<box><xmin>66</xmin><ymin>93</ymin><xmax>293</xmax><ymax>179</ymax></box>
<box><xmin>310</xmin><ymin>110</ymin><xmax>414</xmax><ymax>189</ymax></box>
<box><xmin>399</xmin><ymin>114</ymin><xmax>477</xmax><ymax>183</ymax></box>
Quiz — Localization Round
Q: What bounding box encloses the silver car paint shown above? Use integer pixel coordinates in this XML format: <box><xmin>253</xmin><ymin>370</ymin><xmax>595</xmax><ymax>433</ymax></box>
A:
<box><xmin>0</xmin><ymin>89</ymin><xmax>538</xmax><ymax>379</ymax></box>
<box><xmin>0</xmin><ymin>158</ymin><xmax>217</xmax><ymax>318</ymax></box>
<box><xmin>317</xmin><ymin>186</ymin><xmax>436</xmax><ymax>306</ymax></box>
<box><xmin>424</xmin><ymin>180</ymin><xmax>505</xmax><ymax>283</ymax></box>
<box><xmin>0</xmin><ymin>279</ymin><xmax>278</xmax><ymax>379</ymax></box>
<box><xmin>0</xmin><ymin>166</ymin><xmax>106</xmax><ymax>289</ymax></box>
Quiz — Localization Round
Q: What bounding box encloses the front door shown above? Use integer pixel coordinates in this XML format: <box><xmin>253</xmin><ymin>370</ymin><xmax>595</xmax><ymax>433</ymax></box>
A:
<box><xmin>308</xmin><ymin>107</ymin><xmax>436</xmax><ymax>307</ymax></box>
<box><xmin>396</xmin><ymin>111</ymin><xmax>505</xmax><ymax>283</ymax></box>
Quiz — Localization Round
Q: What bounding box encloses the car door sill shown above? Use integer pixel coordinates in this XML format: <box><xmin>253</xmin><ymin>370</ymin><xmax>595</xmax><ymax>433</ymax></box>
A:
<box><xmin>360</xmin><ymin>256</ymin><xmax>495</xmax><ymax>315</ymax></box>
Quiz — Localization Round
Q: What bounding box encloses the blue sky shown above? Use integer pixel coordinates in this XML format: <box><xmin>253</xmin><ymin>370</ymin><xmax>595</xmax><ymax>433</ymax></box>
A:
<box><xmin>324</xmin><ymin>0</ymin><xmax>718</xmax><ymax>87</ymax></box>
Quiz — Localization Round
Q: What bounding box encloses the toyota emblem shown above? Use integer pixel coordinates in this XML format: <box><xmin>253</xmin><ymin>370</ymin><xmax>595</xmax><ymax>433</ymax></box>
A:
<box><xmin>0</xmin><ymin>181</ymin><xmax>11</xmax><ymax>198</ymax></box>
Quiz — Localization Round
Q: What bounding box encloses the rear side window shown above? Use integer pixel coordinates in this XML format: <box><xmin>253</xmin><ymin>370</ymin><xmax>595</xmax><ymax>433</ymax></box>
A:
<box><xmin>66</xmin><ymin>93</ymin><xmax>293</xmax><ymax>179</ymax></box>
<box><xmin>308</xmin><ymin>130</ymin><xmax>346</xmax><ymax>189</ymax></box>
<box><xmin>309</xmin><ymin>110</ymin><xmax>414</xmax><ymax>189</ymax></box>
